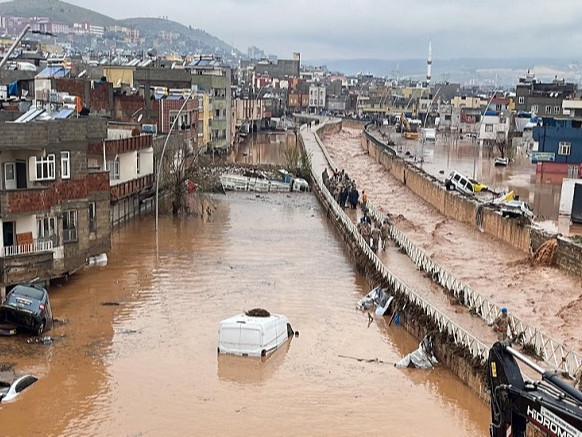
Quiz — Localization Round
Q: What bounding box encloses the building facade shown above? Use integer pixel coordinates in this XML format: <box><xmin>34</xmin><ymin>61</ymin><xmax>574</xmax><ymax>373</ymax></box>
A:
<box><xmin>0</xmin><ymin>118</ymin><xmax>111</xmax><ymax>294</ymax></box>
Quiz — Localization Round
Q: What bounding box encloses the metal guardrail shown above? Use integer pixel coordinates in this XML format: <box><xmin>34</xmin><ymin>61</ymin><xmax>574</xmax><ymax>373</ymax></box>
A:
<box><xmin>307</xmin><ymin>120</ymin><xmax>491</xmax><ymax>364</ymax></box>
<box><xmin>363</xmin><ymin>167</ymin><xmax>582</xmax><ymax>378</ymax></box>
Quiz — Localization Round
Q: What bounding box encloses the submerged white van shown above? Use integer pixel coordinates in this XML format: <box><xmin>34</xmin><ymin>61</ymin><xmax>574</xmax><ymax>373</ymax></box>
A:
<box><xmin>218</xmin><ymin>311</ymin><xmax>295</xmax><ymax>357</ymax></box>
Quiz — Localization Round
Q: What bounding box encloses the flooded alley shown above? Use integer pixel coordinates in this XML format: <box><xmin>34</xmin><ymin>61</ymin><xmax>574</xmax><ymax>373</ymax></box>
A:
<box><xmin>0</xmin><ymin>193</ymin><xmax>489</xmax><ymax>436</ymax></box>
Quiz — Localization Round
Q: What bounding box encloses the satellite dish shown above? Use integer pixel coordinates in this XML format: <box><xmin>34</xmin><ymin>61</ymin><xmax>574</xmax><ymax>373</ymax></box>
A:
<box><xmin>147</xmin><ymin>48</ymin><xmax>157</xmax><ymax>57</ymax></box>
<box><xmin>137</xmin><ymin>114</ymin><xmax>143</xmax><ymax>123</ymax></box>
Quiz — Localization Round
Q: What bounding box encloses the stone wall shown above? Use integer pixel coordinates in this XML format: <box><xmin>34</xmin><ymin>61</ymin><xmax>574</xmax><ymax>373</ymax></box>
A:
<box><xmin>300</xmin><ymin>122</ymin><xmax>491</xmax><ymax>403</ymax></box>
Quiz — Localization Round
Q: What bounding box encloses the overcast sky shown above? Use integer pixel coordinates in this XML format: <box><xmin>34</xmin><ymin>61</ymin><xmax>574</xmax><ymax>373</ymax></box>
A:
<box><xmin>10</xmin><ymin>0</ymin><xmax>582</xmax><ymax>61</ymax></box>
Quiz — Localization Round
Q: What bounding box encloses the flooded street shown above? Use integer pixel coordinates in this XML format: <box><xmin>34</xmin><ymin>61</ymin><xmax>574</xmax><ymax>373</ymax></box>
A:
<box><xmin>0</xmin><ymin>193</ymin><xmax>489</xmax><ymax>436</ymax></box>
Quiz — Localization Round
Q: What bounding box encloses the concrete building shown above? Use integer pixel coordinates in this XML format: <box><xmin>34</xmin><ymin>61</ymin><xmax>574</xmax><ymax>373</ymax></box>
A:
<box><xmin>515</xmin><ymin>73</ymin><xmax>577</xmax><ymax>117</ymax></box>
<box><xmin>309</xmin><ymin>84</ymin><xmax>326</xmax><ymax>113</ymax></box>
<box><xmin>0</xmin><ymin>118</ymin><xmax>111</xmax><ymax>293</ymax></box>
<box><xmin>188</xmin><ymin>57</ymin><xmax>232</xmax><ymax>153</ymax></box>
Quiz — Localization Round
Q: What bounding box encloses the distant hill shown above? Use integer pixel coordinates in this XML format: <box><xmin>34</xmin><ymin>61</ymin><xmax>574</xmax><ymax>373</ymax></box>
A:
<box><xmin>120</xmin><ymin>17</ymin><xmax>242</xmax><ymax>58</ymax></box>
<box><xmin>0</xmin><ymin>0</ymin><xmax>244</xmax><ymax>59</ymax></box>
<box><xmin>0</xmin><ymin>0</ymin><xmax>118</xmax><ymax>27</ymax></box>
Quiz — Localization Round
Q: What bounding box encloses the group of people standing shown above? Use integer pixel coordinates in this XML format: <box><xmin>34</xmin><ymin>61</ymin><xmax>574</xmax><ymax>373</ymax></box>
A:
<box><xmin>357</xmin><ymin>214</ymin><xmax>390</xmax><ymax>252</ymax></box>
<box><xmin>322</xmin><ymin>168</ymin><xmax>389</xmax><ymax>252</ymax></box>
<box><xmin>323</xmin><ymin>168</ymin><xmax>360</xmax><ymax>209</ymax></box>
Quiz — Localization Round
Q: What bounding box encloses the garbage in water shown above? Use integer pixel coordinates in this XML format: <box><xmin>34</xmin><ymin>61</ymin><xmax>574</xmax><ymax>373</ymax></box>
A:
<box><xmin>356</xmin><ymin>286</ymin><xmax>394</xmax><ymax>316</ymax></box>
<box><xmin>395</xmin><ymin>335</ymin><xmax>438</xmax><ymax>369</ymax></box>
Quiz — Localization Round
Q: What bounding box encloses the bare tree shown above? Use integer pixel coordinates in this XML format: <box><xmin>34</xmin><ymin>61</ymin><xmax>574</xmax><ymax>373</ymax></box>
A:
<box><xmin>155</xmin><ymin>134</ymin><xmax>205</xmax><ymax>216</ymax></box>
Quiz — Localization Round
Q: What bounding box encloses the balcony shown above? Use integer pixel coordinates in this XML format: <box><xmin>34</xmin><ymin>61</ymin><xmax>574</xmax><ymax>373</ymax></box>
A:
<box><xmin>110</xmin><ymin>174</ymin><xmax>155</xmax><ymax>201</ymax></box>
<box><xmin>2</xmin><ymin>239</ymin><xmax>53</xmax><ymax>257</ymax></box>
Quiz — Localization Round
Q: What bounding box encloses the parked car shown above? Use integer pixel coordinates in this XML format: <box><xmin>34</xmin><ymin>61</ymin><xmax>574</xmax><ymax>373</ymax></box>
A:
<box><xmin>445</xmin><ymin>171</ymin><xmax>488</xmax><ymax>195</ymax></box>
<box><xmin>0</xmin><ymin>284</ymin><xmax>53</xmax><ymax>335</ymax></box>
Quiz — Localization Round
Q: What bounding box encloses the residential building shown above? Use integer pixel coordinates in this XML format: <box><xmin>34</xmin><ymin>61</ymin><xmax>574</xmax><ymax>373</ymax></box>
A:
<box><xmin>478</xmin><ymin>111</ymin><xmax>510</xmax><ymax>148</ymax></box>
<box><xmin>188</xmin><ymin>57</ymin><xmax>232</xmax><ymax>153</ymax></box>
<box><xmin>309</xmin><ymin>84</ymin><xmax>326</xmax><ymax>113</ymax></box>
<box><xmin>196</xmin><ymin>92</ymin><xmax>212</xmax><ymax>151</ymax></box>
<box><xmin>532</xmin><ymin>119</ymin><xmax>582</xmax><ymax>178</ymax></box>
<box><xmin>515</xmin><ymin>73</ymin><xmax>577</xmax><ymax>117</ymax></box>
<box><xmin>87</xmin><ymin>131</ymin><xmax>155</xmax><ymax>227</ymax></box>
<box><xmin>0</xmin><ymin>118</ymin><xmax>111</xmax><ymax>295</ymax></box>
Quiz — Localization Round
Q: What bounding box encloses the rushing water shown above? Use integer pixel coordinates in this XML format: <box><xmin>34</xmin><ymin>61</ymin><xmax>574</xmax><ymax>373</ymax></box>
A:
<box><xmin>0</xmin><ymin>192</ymin><xmax>489</xmax><ymax>436</ymax></box>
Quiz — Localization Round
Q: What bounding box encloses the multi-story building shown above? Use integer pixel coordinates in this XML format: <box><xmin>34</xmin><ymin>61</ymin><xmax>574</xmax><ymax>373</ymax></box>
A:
<box><xmin>0</xmin><ymin>117</ymin><xmax>111</xmax><ymax>296</ymax></box>
<box><xmin>515</xmin><ymin>73</ymin><xmax>577</xmax><ymax>117</ymax></box>
<box><xmin>189</xmin><ymin>56</ymin><xmax>232</xmax><ymax>153</ymax></box>
<box><xmin>309</xmin><ymin>84</ymin><xmax>326</xmax><ymax>113</ymax></box>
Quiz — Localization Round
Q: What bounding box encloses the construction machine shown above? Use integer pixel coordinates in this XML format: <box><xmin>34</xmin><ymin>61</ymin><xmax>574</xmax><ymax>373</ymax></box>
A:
<box><xmin>488</xmin><ymin>341</ymin><xmax>582</xmax><ymax>436</ymax></box>
<box><xmin>399</xmin><ymin>113</ymin><xmax>421</xmax><ymax>140</ymax></box>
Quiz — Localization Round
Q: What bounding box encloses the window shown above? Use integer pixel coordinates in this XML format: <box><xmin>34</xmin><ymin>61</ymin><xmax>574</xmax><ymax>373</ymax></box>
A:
<box><xmin>106</xmin><ymin>157</ymin><xmax>120</xmax><ymax>180</ymax></box>
<box><xmin>518</xmin><ymin>96</ymin><xmax>525</xmax><ymax>104</ymax></box>
<box><xmin>88</xmin><ymin>202</ymin><xmax>97</xmax><ymax>233</ymax></box>
<box><xmin>62</xmin><ymin>210</ymin><xmax>77</xmax><ymax>242</ymax></box>
<box><xmin>554</xmin><ymin>106</ymin><xmax>561</xmax><ymax>114</ymax></box>
<box><xmin>35</xmin><ymin>154</ymin><xmax>55</xmax><ymax>180</ymax></box>
<box><xmin>60</xmin><ymin>151</ymin><xmax>70</xmax><ymax>179</ymax></box>
<box><xmin>485</xmin><ymin>124</ymin><xmax>493</xmax><ymax>133</ymax></box>
<box><xmin>545</xmin><ymin>105</ymin><xmax>551</xmax><ymax>113</ymax></box>
<box><xmin>558</xmin><ymin>141</ymin><xmax>571</xmax><ymax>156</ymax></box>
<box><xmin>136</xmin><ymin>152</ymin><xmax>140</xmax><ymax>175</ymax></box>
<box><xmin>531</xmin><ymin>105</ymin><xmax>538</xmax><ymax>113</ymax></box>
<box><xmin>215</xmin><ymin>109</ymin><xmax>220</xmax><ymax>118</ymax></box>
<box><xmin>36</xmin><ymin>216</ymin><xmax>57</xmax><ymax>245</ymax></box>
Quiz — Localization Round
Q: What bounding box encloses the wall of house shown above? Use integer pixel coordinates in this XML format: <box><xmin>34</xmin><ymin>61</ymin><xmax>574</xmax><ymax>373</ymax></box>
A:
<box><xmin>533</xmin><ymin>125</ymin><xmax>582</xmax><ymax>164</ymax></box>
<box><xmin>56</xmin><ymin>78</ymin><xmax>113</xmax><ymax>116</ymax></box>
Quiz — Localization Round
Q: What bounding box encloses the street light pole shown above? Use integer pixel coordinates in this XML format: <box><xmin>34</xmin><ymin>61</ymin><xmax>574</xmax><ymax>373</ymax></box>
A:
<box><xmin>155</xmin><ymin>89</ymin><xmax>194</xmax><ymax>231</ymax></box>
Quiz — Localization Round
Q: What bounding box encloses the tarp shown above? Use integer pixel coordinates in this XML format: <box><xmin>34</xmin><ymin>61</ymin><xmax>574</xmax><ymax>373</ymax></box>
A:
<box><xmin>396</xmin><ymin>335</ymin><xmax>438</xmax><ymax>369</ymax></box>
<box><xmin>8</xmin><ymin>81</ymin><xmax>17</xmax><ymax>96</ymax></box>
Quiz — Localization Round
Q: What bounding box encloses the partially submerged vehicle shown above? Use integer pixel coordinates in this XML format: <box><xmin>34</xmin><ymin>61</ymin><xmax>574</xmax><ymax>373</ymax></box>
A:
<box><xmin>0</xmin><ymin>284</ymin><xmax>53</xmax><ymax>336</ymax></box>
<box><xmin>218</xmin><ymin>309</ymin><xmax>296</xmax><ymax>357</ymax></box>
<box><xmin>356</xmin><ymin>286</ymin><xmax>394</xmax><ymax>316</ymax></box>
<box><xmin>0</xmin><ymin>375</ymin><xmax>38</xmax><ymax>403</ymax></box>
<box><xmin>494</xmin><ymin>157</ymin><xmax>509</xmax><ymax>167</ymax></box>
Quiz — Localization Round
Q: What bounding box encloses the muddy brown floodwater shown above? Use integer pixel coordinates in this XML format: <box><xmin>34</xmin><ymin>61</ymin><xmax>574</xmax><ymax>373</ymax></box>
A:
<box><xmin>0</xmin><ymin>193</ymin><xmax>489</xmax><ymax>436</ymax></box>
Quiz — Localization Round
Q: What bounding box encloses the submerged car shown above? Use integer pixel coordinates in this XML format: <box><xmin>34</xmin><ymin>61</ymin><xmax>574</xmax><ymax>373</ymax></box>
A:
<box><xmin>0</xmin><ymin>284</ymin><xmax>53</xmax><ymax>335</ymax></box>
<box><xmin>0</xmin><ymin>375</ymin><xmax>38</xmax><ymax>402</ymax></box>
